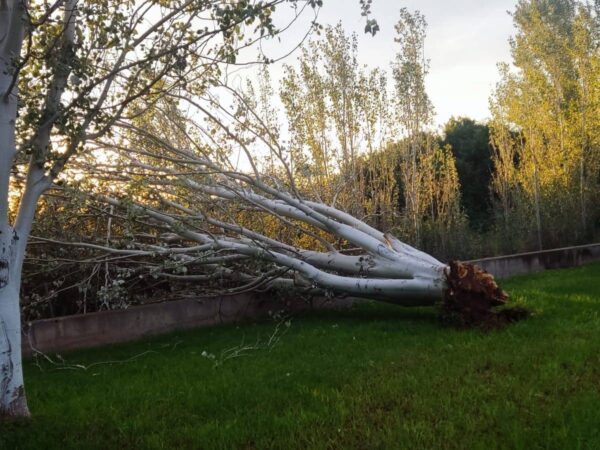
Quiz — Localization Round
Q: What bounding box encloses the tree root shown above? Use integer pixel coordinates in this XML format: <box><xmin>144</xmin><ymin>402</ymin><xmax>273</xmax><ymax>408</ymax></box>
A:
<box><xmin>441</xmin><ymin>261</ymin><xmax>530</xmax><ymax>329</ymax></box>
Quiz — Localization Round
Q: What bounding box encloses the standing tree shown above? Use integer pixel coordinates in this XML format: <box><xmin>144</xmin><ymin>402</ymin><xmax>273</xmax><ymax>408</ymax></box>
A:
<box><xmin>392</xmin><ymin>8</ymin><xmax>433</xmax><ymax>247</ymax></box>
<box><xmin>391</xmin><ymin>8</ymin><xmax>465</xmax><ymax>255</ymax></box>
<box><xmin>490</xmin><ymin>0</ymin><xmax>600</xmax><ymax>250</ymax></box>
<box><xmin>441</xmin><ymin>117</ymin><xmax>494</xmax><ymax>231</ymax></box>
<box><xmin>279</xmin><ymin>24</ymin><xmax>388</xmax><ymax>217</ymax></box>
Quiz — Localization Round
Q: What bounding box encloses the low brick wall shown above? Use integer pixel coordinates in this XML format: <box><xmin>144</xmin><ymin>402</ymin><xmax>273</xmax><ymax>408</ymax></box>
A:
<box><xmin>22</xmin><ymin>243</ymin><xmax>600</xmax><ymax>357</ymax></box>
<box><xmin>22</xmin><ymin>294</ymin><xmax>354</xmax><ymax>357</ymax></box>
<box><xmin>470</xmin><ymin>243</ymin><xmax>600</xmax><ymax>279</ymax></box>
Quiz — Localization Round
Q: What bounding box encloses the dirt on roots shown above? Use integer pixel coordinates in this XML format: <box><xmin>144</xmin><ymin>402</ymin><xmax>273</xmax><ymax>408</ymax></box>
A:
<box><xmin>441</xmin><ymin>261</ymin><xmax>530</xmax><ymax>329</ymax></box>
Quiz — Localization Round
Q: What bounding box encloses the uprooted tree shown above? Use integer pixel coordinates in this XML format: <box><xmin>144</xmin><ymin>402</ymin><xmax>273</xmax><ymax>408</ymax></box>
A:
<box><xmin>76</xmin><ymin>94</ymin><xmax>524</xmax><ymax>333</ymax></box>
<box><xmin>0</xmin><ymin>0</ymin><xmax>524</xmax><ymax>420</ymax></box>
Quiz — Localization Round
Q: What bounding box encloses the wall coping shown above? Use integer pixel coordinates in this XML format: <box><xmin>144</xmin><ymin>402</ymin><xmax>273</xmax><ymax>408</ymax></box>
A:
<box><xmin>468</xmin><ymin>242</ymin><xmax>600</xmax><ymax>263</ymax></box>
<box><xmin>468</xmin><ymin>242</ymin><xmax>600</xmax><ymax>279</ymax></box>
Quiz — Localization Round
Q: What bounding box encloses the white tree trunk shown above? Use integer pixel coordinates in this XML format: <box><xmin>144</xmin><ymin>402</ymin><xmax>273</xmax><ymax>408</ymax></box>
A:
<box><xmin>1</xmin><ymin>0</ymin><xmax>28</xmax><ymax>419</ymax></box>
<box><xmin>0</xmin><ymin>224</ymin><xmax>29</xmax><ymax>418</ymax></box>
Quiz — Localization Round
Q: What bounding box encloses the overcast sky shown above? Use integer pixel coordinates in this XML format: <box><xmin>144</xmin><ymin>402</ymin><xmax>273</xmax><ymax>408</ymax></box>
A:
<box><xmin>233</xmin><ymin>0</ymin><xmax>518</xmax><ymax>130</ymax></box>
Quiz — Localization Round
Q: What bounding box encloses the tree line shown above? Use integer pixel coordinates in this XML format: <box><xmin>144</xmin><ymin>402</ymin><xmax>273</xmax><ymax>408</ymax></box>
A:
<box><xmin>244</xmin><ymin>0</ymin><xmax>600</xmax><ymax>260</ymax></box>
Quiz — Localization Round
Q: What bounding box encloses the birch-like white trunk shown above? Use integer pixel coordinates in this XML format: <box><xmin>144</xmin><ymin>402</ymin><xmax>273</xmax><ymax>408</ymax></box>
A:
<box><xmin>0</xmin><ymin>0</ymin><xmax>29</xmax><ymax>419</ymax></box>
<box><xmin>0</xmin><ymin>224</ymin><xmax>28</xmax><ymax>418</ymax></box>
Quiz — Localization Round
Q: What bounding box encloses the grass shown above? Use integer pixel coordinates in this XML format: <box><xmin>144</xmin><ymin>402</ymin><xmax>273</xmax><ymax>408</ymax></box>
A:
<box><xmin>2</xmin><ymin>263</ymin><xmax>600</xmax><ymax>449</ymax></box>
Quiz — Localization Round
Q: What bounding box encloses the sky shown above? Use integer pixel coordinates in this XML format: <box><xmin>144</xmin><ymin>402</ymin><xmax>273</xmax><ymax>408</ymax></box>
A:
<box><xmin>232</xmin><ymin>0</ymin><xmax>518</xmax><ymax>130</ymax></box>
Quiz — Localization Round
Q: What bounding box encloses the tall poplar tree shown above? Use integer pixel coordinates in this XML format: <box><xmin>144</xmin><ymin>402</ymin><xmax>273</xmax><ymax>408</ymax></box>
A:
<box><xmin>490</xmin><ymin>0</ymin><xmax>600</xmax><ymax>250</ymax></box>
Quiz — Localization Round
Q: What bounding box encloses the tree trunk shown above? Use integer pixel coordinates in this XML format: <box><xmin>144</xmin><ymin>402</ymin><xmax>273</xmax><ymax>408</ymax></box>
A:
<box><xmin>533</xmin><ymin>164</ymin><xmax>543</xmax><ymax>251</ymax></box>
<box><xmin>0</xmin><ymin>225</ymin><xmax>29</xmax><ymax>419</ymax></box>
<box><xmin>0</xmin><ymin>0</ymin><xmax>28</xmax><ymax>420</ymax></box>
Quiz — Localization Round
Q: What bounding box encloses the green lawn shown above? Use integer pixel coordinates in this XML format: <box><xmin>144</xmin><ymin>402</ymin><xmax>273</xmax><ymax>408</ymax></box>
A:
<box><xmin>2</xmin><ymin>264</ymin><xmax>600</xmax><ymax>449</ymax></box>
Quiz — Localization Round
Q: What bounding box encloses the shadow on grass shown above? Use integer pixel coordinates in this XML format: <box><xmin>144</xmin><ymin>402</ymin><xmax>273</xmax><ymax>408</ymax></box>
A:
<box><xmin>295</xmin><ymin>302</ymin><xmax>440</xmax><ymax>326</ymax></box>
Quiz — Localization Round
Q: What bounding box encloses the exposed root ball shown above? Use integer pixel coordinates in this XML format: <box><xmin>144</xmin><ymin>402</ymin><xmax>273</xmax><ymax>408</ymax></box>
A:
<box><xmin>441</xmin><ymin>261</ymin><xmax>530</xmax><ymax>329</ymax></box>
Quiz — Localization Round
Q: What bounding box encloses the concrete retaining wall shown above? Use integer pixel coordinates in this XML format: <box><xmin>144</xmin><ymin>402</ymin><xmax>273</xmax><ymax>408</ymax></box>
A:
<box><xmin>22</xmin><ymin>243</ymin><xmax>600</xmax><ymax>356</ymax></box>
<box><xmin>469</xmin><ymin>243</ymin><xmax>600</xmax><ymax>279</ymax></box>
<box><xmin>22</xmin><ymin>294</ymin><xmax>354</xmax><ymax>357</ymax></box>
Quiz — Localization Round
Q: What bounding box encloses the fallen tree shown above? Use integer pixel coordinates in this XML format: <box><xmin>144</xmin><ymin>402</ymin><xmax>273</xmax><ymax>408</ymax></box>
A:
<box><xmin>44</xmin><ymin>73</ymin><xmax>528</xmax><ymax>327</ymax></box>
<box><xmin>68</xmin><ymin>125</ymin><xmax>527</xmax><ymax>329</ymax></box>
<box><xmin>42</xmin><ymin>165</ymin><xmax>524</xmax><ymax>326</ymax></box>
<box><xmin>63</xmin><ymin>79</ymin><xmax>525</xmax><ymax>328</ymax></box>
